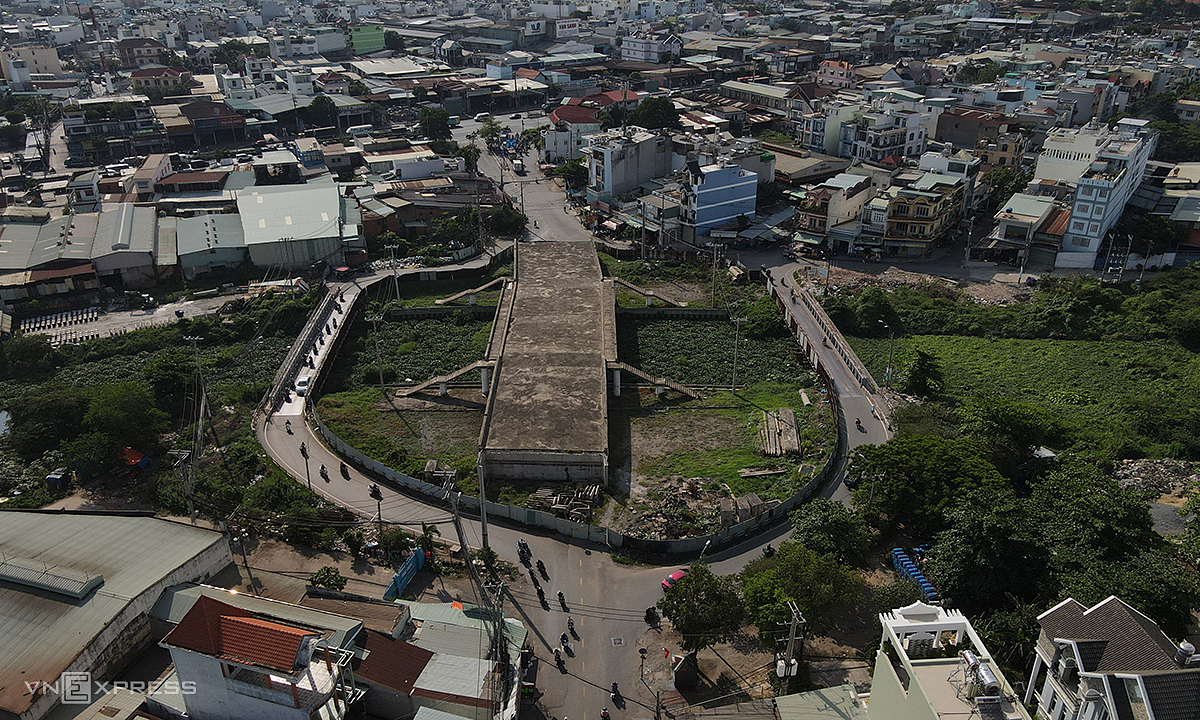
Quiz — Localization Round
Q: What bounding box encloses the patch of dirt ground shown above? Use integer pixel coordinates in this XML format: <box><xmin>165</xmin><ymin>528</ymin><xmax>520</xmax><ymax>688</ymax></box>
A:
<box><xmin>824</xmin><ymin>265</ymin><xmax>1026</xmax><ymax>305</ymax></box>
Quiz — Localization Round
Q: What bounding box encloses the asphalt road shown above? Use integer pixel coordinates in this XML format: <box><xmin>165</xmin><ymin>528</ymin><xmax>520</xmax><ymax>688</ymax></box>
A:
<box><xmin>256</xmin><ymin>138</ymin><xmax>891</xmax><ymax>720</ymax></box>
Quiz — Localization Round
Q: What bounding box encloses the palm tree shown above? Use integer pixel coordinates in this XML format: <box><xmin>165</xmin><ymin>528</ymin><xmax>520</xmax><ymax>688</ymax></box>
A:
<box><xmin>417</xmin><ymin>522</ymin><xmax>441</xmax><ymax>560</ymax></box>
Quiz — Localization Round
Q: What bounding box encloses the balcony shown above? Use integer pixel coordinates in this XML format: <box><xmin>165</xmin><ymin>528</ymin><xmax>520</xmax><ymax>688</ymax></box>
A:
<box><xmin>226</xmin><ymin>648</ymin><xmax>354</xmax><ymax>711</ymax></box>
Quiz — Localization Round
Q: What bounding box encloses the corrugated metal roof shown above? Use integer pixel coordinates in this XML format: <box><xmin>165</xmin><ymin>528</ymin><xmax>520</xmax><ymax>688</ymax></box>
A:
<box><xmin>413</xmin><ymin>653</ymin><xmax>491</xmax><ymax>699</ymax></box>
<box><xmin>236</xmin><ymin>184</ymin><xmax>342</xmax><ymax>246</ymax></box>
<box><xmin>176</xmin><ymin>214</ymin><xmax>246</xmax><ymax>257</ymax></box>
<box><xmin>0</xmin><ymin>514</ymin><xmax>228</xmax><ymax>717</ymax></box>
<box><xmin>0</xmin><ymin>554</ymin><xmax>103</xmax><ymax>598</ymax></box>
<box><xmin>776</xmin><ymin>685</ymin><xmax>867</xmax><ymax>720</ymax></box>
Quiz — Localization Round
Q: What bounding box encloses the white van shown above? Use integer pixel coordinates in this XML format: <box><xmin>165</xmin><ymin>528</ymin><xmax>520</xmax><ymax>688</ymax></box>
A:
<box><xmin>295</xmin><ymin>375</ymin><xmax>313</xmax><ymax>396</ymax></box>
<box><xmin>473</xmin><ymin>112</ymin><xmax>491</xmax><ymax>122</ymax></box>
<box><xmin>347</xmin><ymin>124</ymin><xmax>373</xmax><ymax>138</ymax></box>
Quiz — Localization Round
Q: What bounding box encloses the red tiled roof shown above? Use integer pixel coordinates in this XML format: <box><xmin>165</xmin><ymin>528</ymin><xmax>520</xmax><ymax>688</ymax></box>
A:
<box><xmin>27</xmin><ymin>264</ymin><xmax>95</xmax><ymax>282</ymax></box>
<box><xmin>162</xmin><ymin>596</ymin><xmax>319</xmax><ymax>673</ymax></box>
<box><xmin>514</xmin><ymin>68</ymin><xmax>541</xmax><ymax>80</ymax></box>
<box><xmin>549</xmin><ymin>105</ymin><xmax>600</xmax><ymax>125</ymax></box>
<box><xmin>131</xmin><ymin>67</ymin><xmax>188</xmax><ymax>78</ymax></box>
<box><xmin>355</xmin><ymin>630</ymin><xmax>434</xmax><ymax>694</ymax></box>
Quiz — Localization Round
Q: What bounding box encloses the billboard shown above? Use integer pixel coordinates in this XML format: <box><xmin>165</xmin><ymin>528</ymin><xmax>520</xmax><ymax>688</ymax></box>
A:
<box><xmin>554</xmin><ymin>18</ymin><xmax>580</xmax><ymax>38</ymax></box>
<box><xmin>525</xmin><ymin>20</ymin><xmax>545</xmax><ymax>36</ymax></box>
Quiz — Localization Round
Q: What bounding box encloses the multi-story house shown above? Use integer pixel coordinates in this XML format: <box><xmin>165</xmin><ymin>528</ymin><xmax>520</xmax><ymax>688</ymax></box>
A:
<box><xmin>1024</xmin><ymin>596</ymin><xmax>1200</xmax><ymax>720</ymax></box>
<box><xmin>680</xmin><ymin>160</ymin><xmax>758</xmax><ymax>239</ymax></box>
<box><xmin>884</xmin><ymin>172</ymin><xmax>964</xmax><ymax>256</ymax></box>
<box><xmin>116</xmin><ymin>37</ymin><xmax>167</xmax><ymax>69</ymax></box>
<box><xmin>796</xmin><ymin>98</ymin><xmax>865</xmax><ymax>157</ymax></box>
<box><xmin>719</xmin><ymin>80</ymin><xmax>812</xmax><ymax>119</ymax></box>
<box><xmin>817</xmin><ymin>60</ymin><xmax>855</xmax><ymax>89</ymax></box>
<box><xmin>619</xmin><ymin>34</ymin><xmax>680</xmax><ymax>63</ymax></box>
<box><xmin>868</xmin><ymin>602</ymin><xmax>1031</xmax><ymax>720</ymax></box>
<box><xmin>63</xmin><ymin>96</ymin><xmax>168</xmax><ymax>163</ymax></box>
<box><xmin>130</xmin><ymin>66</ymin><xmax>193</xmax><ymax>92</ymax></box>
<box><xmin>1035</xmin><ymin>118</ymin><xmax>1157</xmax><ymax>267</ymax></box>
<box><xmin>975</xmin><ymin>130</ymin><xmax>1030</xmax><ymax>171</ymax></box>
<box><xmin>542</xmin><ymin>106</ymin><xmax>602</xmax><ymax>163</ymax></box>
<box><xmin>584</xmin><ymin>128</ymin><xmax>673</xmax><ymax>204</ymax></box>
<box><xmin>797</xmin><ymin>172</ymin><xmax>873</xmax><ymax>239</ymax></box>
<box><xmin>919</xmin><ymin>148</ymin><xmax>983</xmax><ymax>215</ymax></box>
<box><xmin>839</xmin><ymin>110</ymin><xmax>927</xmax><ymax>163</ymax></box>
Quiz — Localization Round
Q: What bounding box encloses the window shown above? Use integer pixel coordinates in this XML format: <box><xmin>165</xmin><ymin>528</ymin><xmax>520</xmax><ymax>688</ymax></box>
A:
<box><xmin>1097</xmin><ymin>189</ymin><xmax>1108</xmax><ymax>199</ymax></box>
<box><xmin>1080</xmin><ymin>186</ymin><xmax>1094</xmax><ymax>197</ymax></box>
<box><xmin>1072</xmin><ymin>236</ymin><xmax>1089</xmax><ymax>247</ymax></box>
<box><xmin>915</xmin><ymin>205</ymin><xmax>929</xmax><ymax>217</ymax></box>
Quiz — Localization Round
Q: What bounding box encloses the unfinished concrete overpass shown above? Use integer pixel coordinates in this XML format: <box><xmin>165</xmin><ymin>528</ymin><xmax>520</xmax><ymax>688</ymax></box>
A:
<box><xmin>478</xmin><ymin>241</ymin><xmax>617</xmax><ymax>482</ymax></box>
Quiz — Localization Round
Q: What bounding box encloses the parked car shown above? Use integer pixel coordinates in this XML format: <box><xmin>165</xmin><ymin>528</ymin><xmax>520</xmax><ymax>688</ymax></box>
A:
<box><xmin>662</xmin><ymin>568</ymin><xmax>689</xmax><ymax>591</ymax></box>
<box><xmin>510</xmin><ymin>113</ymin><xmax>522</xmax><ymax>119</ymax></box>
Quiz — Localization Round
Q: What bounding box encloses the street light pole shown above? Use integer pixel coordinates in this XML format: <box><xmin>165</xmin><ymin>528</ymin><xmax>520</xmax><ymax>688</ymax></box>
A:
<box><xmin>878</xmin><ymin>320</ymin><xmax>894</xmax><ymax>390</ymax></box>
<box><xmin>301</xmin><ymin>442</ymin><xmax>312</xmax><ymax>491</ymax></box>
<box><xmin>385</xmin><ymin>244</ymin><xmax>401</xmax><ymax>309</ymax></box>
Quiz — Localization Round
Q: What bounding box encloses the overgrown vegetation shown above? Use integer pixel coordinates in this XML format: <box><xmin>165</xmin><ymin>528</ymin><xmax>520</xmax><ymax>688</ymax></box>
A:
<box><xmin>0</xmin><ymin>291</ymin><xmax>354</xmax><ymax>537</ymax></box>
<box><xmin>812</xmin><ymin>269</ymin><xmax>1200</xmax><ymax>684</ymax></box>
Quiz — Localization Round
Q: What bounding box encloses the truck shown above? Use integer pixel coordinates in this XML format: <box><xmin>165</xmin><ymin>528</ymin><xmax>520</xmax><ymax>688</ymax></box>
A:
<box><xmin>512</xmin><ymin>158</ymin><xmax>526</xmax><ymax>174</ymax></box>
<box><xmin>447</xmin><ymin>115</ymin><xmax>460</xmax><ymax>127</ymax></box>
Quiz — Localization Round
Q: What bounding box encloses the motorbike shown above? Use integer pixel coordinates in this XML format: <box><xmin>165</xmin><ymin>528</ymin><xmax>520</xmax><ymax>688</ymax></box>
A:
<box><xmin>320</xmin><ymin>464</ymin><xmax>329</xmax><ymax>481</ymax></box>
<box><xmin>285</xmin><ymin>420</ymin><xmax>292</xmax><ymax>434</ymax></box>
<box><xmin>601</xmin><ymin>710</ymin><xmax>610</xmax><ymax>720</ymax></box>
<box><xmin>560</xmin><ymin>632</ymin><xmax>570</xmax><ymax>649</ymax></box>
<box><xmin>557</xmin><ymin>591</ymin><xmax>567</xmax><ymax>610</ymax></box>
<box><xmin>340</xmin><ymin>462</ymin><xmax>349</xmax><ymax>479</ymax></box>
<box><xmin>567</xmin><ymin>616</ymin><xmax>575</xmax><ymax>632</ymax></box>
<box><xmin>644</xmin><ymin>607</ymin><xmax>658</xmax><ymax>625</ymax></box>
<box><xmin>611</xmin><ymin>682</ymin><xmax>619</xmax><ymax>701</ymax></box>
<box><xmin>536</xmin><ymin>559</ymin><xmax>547</xmax><ymax>578</ymax></box>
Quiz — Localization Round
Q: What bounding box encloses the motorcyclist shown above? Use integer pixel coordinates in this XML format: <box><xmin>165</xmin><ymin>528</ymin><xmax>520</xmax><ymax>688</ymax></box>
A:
<box><xmin>557</xmin><ymin>590</ymin><xmax>565</xmax><ymax>605</ymax></box>
<box><xmin>285</xmin><ymin>419</ymin><xmax>292</xmax><ymax>433</ymax></box>
<box><xmin>560</xmin><ymin>632</ymin><xmax>569</xmax><ymax>646</ymax></box>
<box><xmin>536</xmin><ymin>558</ymin><xmax>546</xmax><ymax>575</ymax></box>
<box><xmin>601</xmin><ymin>709</ymin><xmax>610</xmax><ymax>720</ymax></box>
<box><xmin>567</xmin><ymin>616</ymin><xmax>574</xmax><ymax>631</ymax></box>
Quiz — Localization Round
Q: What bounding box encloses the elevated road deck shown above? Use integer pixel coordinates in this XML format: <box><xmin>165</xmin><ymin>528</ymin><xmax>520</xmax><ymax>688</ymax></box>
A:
<box><xmin>480</xmin><ymin>241</ymin><xmax>612</xmax><ymax>482</ymax></box>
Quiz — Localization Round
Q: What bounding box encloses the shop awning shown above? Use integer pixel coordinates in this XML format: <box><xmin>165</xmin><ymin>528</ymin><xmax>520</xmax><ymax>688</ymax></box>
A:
<box><xmin>793</xmin><ymin>231</ymin><xmax>825</xmax><ymax>246</ymax></box>
<box><xmin>602</xmin><ymin>220</ymin><xmax>619</xmax><ymax>231</ymax></box>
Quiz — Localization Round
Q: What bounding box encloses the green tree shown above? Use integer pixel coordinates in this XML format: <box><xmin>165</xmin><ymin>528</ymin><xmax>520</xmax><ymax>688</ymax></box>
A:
<box><xmin>486</xmin><ymin>203</ymin><xmax>527</xmax><ymax>234</ymax></box>
<box><xmin>343</xmin><ymin>529</ymin><xmax>366</xmax><ymax>556</ymax></box>
<box><xmin>1</xmin><ymin>334</ymin><xmax>58</xmax><ymax>379</ymax></box>
<box><xmin>657</xmin><ymin>563</ymin><xmax>744</xmax><ymax>654</ymax></box>
<box><xmin>304</xmin><ymin>95</ymin><xmax>340</xmax><ymax>128</ymax></box>
<box><xmin>477</xmin><ymin>116</ymin><xmax>504</xmax><ymax>143</ymax></box>
<box><xmin>6</xmin><ymin>385</ymin><xmax>88</xmax><ymax>461</ymax></box>
<box><xmin>384</xmin><ymin>30</ymin><xmax>405</xmax><ymax>51</ymax></box>
<box><xmin>77</xmin><ymin>381</ymin><xmax>168</xmax><ymax>464</ymax></box>
<box><xmin>849</xmin><ymin>435</ymin><xmax>1008</xmax><ymax>535</ymax></box>
<box><xmin>548</xmin><ymin>159</ymin><xmax>588</xmax><ymax>189</ymax></box>
<box><xmin>309</xmin><ymin>566</ymin><xmax>348</xmax><ymax>590</ymax></box>
<box><xmin>144</xmin><ymin>348</ymin><xmax>195</xmax><ymax>417</ymax></box>
<box><xmin>902</xmin><ymin>349</ymin><xmax>943</xmax><ymax>398</ymax></box>
<box><xmin>475</xmin><ymin>545</ymin><xmax>498</xmax><ymax>567</ymax></box>
<box><xmin>960</xmin><ymin>394</ymin><xmax>1059</xmax><ymax>478</ymax></box>
<box><xmin>214</xmin><ymin>40</ymin><xmax>257</xmax><ymax>68</ymax></box>
<box><xmin>379</xmin><ymin>528</ymin><xmax>413</xmax><ymax>556</ymax></box>
<box><xmin>982</xmin><ymin>166</ymin><xmax>1034</xmax><ymax>209</ymax></box>
<box><xmin>348</xmin><ymin>79</ymin><xmax>370</xmax><ymax>97</ymax></box>
<box><xmin>789</xmin><ymin>499</ymin><xmax>871</xmax><ymax>566</ymax></box>
<box><xmin>419</xmin><ymin>107</ymin><xmax>453</xmax><ymax>142</ymax></box>
<box><xmin>628</xmin><ymin>96</ymin><xmax>680</xmax><ymax>130</ymax></box>
<box><xmin>741</xmin><ymin>542</ymin><xmax>863</xmax><ymax>641</ymax></box>
<box><xmin>456</xmin><ymin>143</ymin><xmax>481</xmax><ymax>175</ymax></box>
<box><xmin>417</xmin><ymin>522</ymin><xmax>441</xmax><ymax>560</ymax></box>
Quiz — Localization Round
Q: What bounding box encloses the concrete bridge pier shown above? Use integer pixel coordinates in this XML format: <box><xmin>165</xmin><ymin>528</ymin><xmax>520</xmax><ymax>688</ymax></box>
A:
<box><xmin>439</xmin><ymin>382</ymin><xmax>448</xmax><ymax>396</ymax></box>
<box><xmin>481</xmin><ymin>367</ymin><xmax>489</xmax><ymax>394</ymax></box>
<box><xmin>612</xmin><ymin>368</ymin><xmax>621</xmax><ymax>396</ymax></box>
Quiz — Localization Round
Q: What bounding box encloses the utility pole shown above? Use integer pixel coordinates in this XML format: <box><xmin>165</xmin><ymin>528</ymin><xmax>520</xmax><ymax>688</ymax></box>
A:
<box><xmin>385</xmin><ymin>244</ymin><xmax>402</xmax><ymax>308</ymax></box>
<box><xmin>367</xmin><ymin>316</ymin><xmax>385</xmax><ymax>397</ymax></box>
<box><xmin>182</xmin><ymin>335</ymin><xmax>205</xmax><ymax>523</ymax></box>
<box><xmin>639</xmin><ymin>197</ymin><xmax>646</xmax><ymax>260</ymax></box>
<box><xmin>300</xmin><ymin>441</ymin><xmax>312</xmax><ymax>491</ymax></box>
<box><xmin>731</xmin><ymin>317</ymin><xmax>746</xmax><ymax>390</ymax></box>
<box><xmin>370</xmin><ymin>482</ymin><xmax>383</xmax><ymax>537</ymax></box>
<box><xmin>711</xmin><ymin>244</ymin><xmax>718</xmax><ymax>307</ymax></box>
<box><xmin>775</xmin><ymin>601</ymin><xmax>805</xmax><ymax>692</ymax></box>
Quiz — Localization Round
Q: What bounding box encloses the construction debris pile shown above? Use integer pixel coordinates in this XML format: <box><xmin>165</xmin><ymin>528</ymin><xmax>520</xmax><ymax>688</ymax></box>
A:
<box><xmin>527</xmin><ymin>484</ymin><xmax>602</xmax><ymax>523</ymax></box>
<box><xmin>1112</xmin><ymin>459</ymin><xmax>1199</xmax><ymax>499</ymax></box>
<box><xmin>622</xmin><ymin>478</ymin><xmax>721</xmax><ymax>540</ymax></box>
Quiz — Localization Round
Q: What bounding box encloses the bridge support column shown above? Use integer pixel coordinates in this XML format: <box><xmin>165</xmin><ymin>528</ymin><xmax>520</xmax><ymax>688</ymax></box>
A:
<box><xmin>645</xmin><ymin>294</ymin><xmax>653</xmax><ymax>307</ymax></box>
<box><xmin>439</xmin><ymin>382</ymin><xmax>448</xmax><ymax>396</ymax></box>
<box><xmin>655</xmin><ymin>384</ymin><xmax>663</xmax><ymax>397</ymax></box>
<box><xmin>481</xmin><ymin>367</ymin><xmax>489</xmax><ymax>394</ymax></box>
<box><xmin>469</xmin><ymin>293</ymin><xmax>476</xmax><ymax>306</ymax></box>
<box><xmin>612</xmin><ymin>368</ymin><xmax>621</xmax><ymax>396</ymax></box>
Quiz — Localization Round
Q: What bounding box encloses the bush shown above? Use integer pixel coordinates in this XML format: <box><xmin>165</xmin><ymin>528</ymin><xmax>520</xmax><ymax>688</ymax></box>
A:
<box><xmin>310</xmin><ymin>566</ymin><xmax>347</xmax><ymax>590</ymax></box>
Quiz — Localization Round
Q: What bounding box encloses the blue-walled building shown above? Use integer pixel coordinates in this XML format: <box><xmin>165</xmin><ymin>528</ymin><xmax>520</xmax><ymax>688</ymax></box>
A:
<box><xmin>682</xmin><ymin>161</ymin><xmax>759</xmax><ymax>237</ymax></box>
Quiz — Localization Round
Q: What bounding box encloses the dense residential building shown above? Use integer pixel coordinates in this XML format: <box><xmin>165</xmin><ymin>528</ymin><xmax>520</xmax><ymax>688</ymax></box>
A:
<box><xmin>542</xmin><ymin>106</ymin><xmax>603</xmax><ymax>163</ymax></box>
<box><xmin>817</xmin><ymin>60</ymin><xmax>855</xmax><ymax>89</ymax></box>
<box><xmin>1034</xmin><ymin>118</ymin><xmax>1157</xmax><ymax>267</ymax></box>
<box><xmin>680</xmin><ymin>160</ymin><xmax>758</xmax><ymax>238</ymax></box>
<box><xmin>797</xmin><ymin>98</ymin><xmax>866</xmax><ymax>157</ymax></box>
<box><xmin>796</xmin><ymin>172</ymin><xmax>874</xmax><ymax>241</ymax></box>
<box><xmin>63</xmin><ymin>96</ymin><xmax>169</xmax><ymax>163</ymax></box>
<box><xmin>116</xmin><ymin>37</ymin><xmax>167</xmax><ymax>69</ymax></box>
<box><xmin>975</xmin><ymin>130</ymin><xmax>1030</xmax><ymax>171</ymax></box>
<box><xmin>919</xmin><ymin>148</ymin><xmax>983</xmax><ymax>215</ymax></box>
<box><xmin>839</xmin><ymin>110</ymin><xmax>928</xmax><ymax>163</ymax></box>
<box><xmin>1024</xmin><ymin>596</ymin><xmax>1200</xmax><ymax>720</ymax></box>
<box><xmin>884</xmin><ymin>172</ymin><xmax>965</xmax><ymax>256</ymax></box>
<box><xmin>584</xmin><ymin>128</ymin><xmax>673</xmax><ymax>204</ymax></box>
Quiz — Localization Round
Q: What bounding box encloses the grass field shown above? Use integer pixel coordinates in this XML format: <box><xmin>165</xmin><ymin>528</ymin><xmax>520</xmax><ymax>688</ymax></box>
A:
<box><xmin>323</xmin><ymin>316</ymin><xmax>492</xmax><ymax>392</ymax></box>
<box><xmin>848</xmin><ymin>334</ymin><xmax>1200</xmax><ymax>458</ymax></box>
